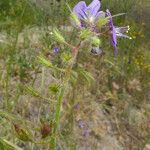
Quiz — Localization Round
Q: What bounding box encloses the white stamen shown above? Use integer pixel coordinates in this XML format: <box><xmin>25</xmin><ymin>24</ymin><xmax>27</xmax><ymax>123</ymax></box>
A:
<box><xmin>50</xmin><ymin>32</ymin><xmax>53</xmax><ymax>35</ymax></box>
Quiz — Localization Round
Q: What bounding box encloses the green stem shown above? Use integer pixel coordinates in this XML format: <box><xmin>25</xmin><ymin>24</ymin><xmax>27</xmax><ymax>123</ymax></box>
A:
<box><xmin>51</xmin><ymin>85</ymin><xmax>66</xmax><ymax>150</ymax></box>
<box><xmin>5</xmin><ymin>62</ymin><xmax>9</xmax><ymax>110</ymax></box>
<box><xmin>51</xmin><ymin>42</ymin><xmax>81</xmax><ymax>150</ymax></box>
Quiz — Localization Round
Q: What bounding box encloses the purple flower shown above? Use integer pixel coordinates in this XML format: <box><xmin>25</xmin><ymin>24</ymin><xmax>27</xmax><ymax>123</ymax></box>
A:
<box><xmin>82</xmin><ymin>128</ymin><xmax>88</xmax><ymax>137</ymax></box>
<box><xmin>91</xmin><ymin>47</ymin><xmax>103</xmax><ymax>55</ymax></box>
<box><xmin>79</xmin><ymin>120</ymin><xmax>85</xmax><ymax>128</ymax></box>
<box><xmin>72</xmin><ymin>0</ymin><xmax>104</xmax><ymax>28</ymax></box>
<box><xmin>53</xmin><ymin>47</ymin><xmax>59</xmax><ymax>53</ymax></box>
<box><xmin>106</xmin><ymin>9</ymin><xmax>131</xmax><ymax>55</ymax></box>
<box><xmin>74</xmin><ymin>103</ymin><xmax>79</xmax><ymax>110</ymax></box>
<box><xmin>115</xmin><ymin>26</ymin><xmax>131</xmax><ymax>39</ymax></box>
<box><xmin>81</xmin><ymin>146</ymin><xmax>86</xmax><ymax>150</ymax></box>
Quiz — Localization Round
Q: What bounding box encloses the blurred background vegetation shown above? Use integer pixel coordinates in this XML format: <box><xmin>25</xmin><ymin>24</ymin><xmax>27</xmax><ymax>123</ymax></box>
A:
<box><xmin>0</xmin><ymin>0</ymin><xmax>150</xmax><ymax>150</ymax></box>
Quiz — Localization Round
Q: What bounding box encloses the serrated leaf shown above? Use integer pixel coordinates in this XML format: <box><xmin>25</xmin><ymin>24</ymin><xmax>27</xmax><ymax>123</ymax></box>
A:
<box><xmin>0</xmin><ymin>138</ymin><xmax>23</xmax><ymax>150</ymax></box>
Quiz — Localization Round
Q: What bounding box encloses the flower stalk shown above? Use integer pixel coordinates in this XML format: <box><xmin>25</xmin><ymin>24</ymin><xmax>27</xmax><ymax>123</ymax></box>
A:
<box><xmin>51</xmin><ymin>42</ymin><xmax>81</xmax><ymax>150</ymax></box>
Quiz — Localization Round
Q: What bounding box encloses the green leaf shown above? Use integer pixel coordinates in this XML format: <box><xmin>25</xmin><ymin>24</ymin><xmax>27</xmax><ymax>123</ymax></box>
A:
<box><xmin>70</xmin><ymin>70</ymin><xmax>78</xmax><ymax>83</ymax></box>
<box><xmin>25</xmin><ymin>85</ymin><xmax>42</xmax><ymax>98</ymax></box>
<box><xmin>61</xmin><ymin>52</ymin><xmax>72</xmax><ymax>63</ymax></box>
<box><xmin>49</xmin><ymin>84</ymin><xmax>59</xmax><ymax>95</ymax></box>
<box><xmin>0</xmin><ymin>138</ymin><xmax>23</xmax><ymax>150</ymax></box>
<box><xmin>24</xmin><ymin>85</ymin><xmax>52</xmax><ymax>102</ymax></box>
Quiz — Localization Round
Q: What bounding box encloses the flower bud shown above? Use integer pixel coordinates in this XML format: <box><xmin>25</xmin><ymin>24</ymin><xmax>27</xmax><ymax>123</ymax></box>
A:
<box><xmin>70</xmin><ymin>13</ymin><xmax>80</xmax><ymax>27</ymax></box>
<box><xmin>91</xmin><ymin>36</ymin><xmax>101</xmax><ymax>47</ymax></box>
<box><xmin>79</xmin><ymin>28</ymin><xmax>91</xmax><ymax>41</ymax></box>
<box><xmin>13</xmin><ymin>124</ymin><xmax>32</xmax><ymax>142</ymax></box>
<box><xmin>53</xmin><ymin>28</ymin><xmax>65</xmax><ymax>43</ymax></box>
<box><xmin>53</xmin><ymin>47</ymin><xmax>59</xmax><ymax>53</ymax></box>
<box><xmin>41</xmin><ymin>123</ymin><xmax>51</xmax><ymax>138</ymax></box>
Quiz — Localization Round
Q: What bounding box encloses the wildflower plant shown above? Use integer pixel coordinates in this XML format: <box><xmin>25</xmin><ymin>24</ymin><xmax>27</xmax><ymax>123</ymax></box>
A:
<box><xmin>1</xmin><ymin>0</ymin><xmax>150</xmax><ymax>150</ymax></box>
<box><xmin>5</xmin><ymin>0</ymin><xmax>132</xmax><ymax>149</ymax></box>
<box><xmin>34</xmin><ymin>0</ymin><xmax>132</xmax><ymax>149</ymax></box>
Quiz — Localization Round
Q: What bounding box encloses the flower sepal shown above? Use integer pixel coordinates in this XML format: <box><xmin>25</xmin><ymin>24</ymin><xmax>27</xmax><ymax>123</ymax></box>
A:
<box><xmin>90</xmin><ymin>36</ymin><xmax>101</xmax><ymax>47</ymax></box>
<box><xmin>52</xmin><ymin>28</ymin><xmax>66</xmax><ymax>44</ymax></box>
<box><xmin>70</xmin><ymin>13</ymin><xmax>81</xmax><ymax>28</ymax></box>
<box><xmin>79</xmin><ymin>28</ymin><xmax>91</xmax><ymax>41</ymax></box>
<box><xmin>96</xmin><ymin>16</ymin><xmax>109</xmax><ymax>28</ymax></box>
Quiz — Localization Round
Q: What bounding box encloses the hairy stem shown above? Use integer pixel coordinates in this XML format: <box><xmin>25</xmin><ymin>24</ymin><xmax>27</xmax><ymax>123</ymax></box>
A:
<box><xmin>51</xmin><ymin>42</ymin><xmax>81</xmax><ymax>150</ymax></box>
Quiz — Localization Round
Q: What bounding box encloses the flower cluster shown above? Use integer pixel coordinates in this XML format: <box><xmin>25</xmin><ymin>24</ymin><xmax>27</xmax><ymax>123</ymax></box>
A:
<box><xmin>71</xmin><ymin>0</ymin><xmax>131</xmax><ymax>55</ymax></box>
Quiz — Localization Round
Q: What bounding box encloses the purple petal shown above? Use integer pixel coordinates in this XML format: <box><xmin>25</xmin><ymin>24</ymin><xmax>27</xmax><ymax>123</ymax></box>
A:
<box><xmin>53</xmin><ymin>47</ymin><xmax>59</xmax><ymax>53</ymax></box>
<box><xmin>79</xmin><ymin>121</ymin><xmax>85</xmax><ymax>128</ymax></box>
<box><xmin>73</xmin><ymin>1</ymin><xmax>87</xmax><ymax>19</ymax></box>
<box><xmin>94</xmin><ymin>28</ymin><xmax>100</xmax><ymax>33</ymax></box>
<box><xmin>112</xmin><ymin>27</ymin><xmax>117</xmax><ymax>45</ymax></box>
<box><xmin>111</xmin><ymin>27</ymin><xmax>118</xmax><ymax>55</ymax></box>
<box><xmin>112</xmin><ymin>30</ymin><xmax>118</xmax><ymax>55</ymax></box>
<box><xmin>106</xmin><ymin>9</ymin><xmax>113</xmax><ymax>30</ymax></box>
<box><xmin>81</xmin><ymin>20</ymin><xmax>87</xmax><ymax>28</ymax></box>
<box><xmin>115</xmin><ymin>26</ymin><xmax>129</xmax><ymax>34</ymax></box>
<box><xmin>82</xmin><ymin>128</ymin><xmax>88</xmax><ymax>137</ymax></box>
<box><xmin>106</xmin><ymin>9</ymin><xmax>118</xmax><ymax>55</ymax></box>
<box><xmin>116</xmin><ymin>33</ymin><xmax>131</xmax><ymax>39</ymax></box>
<box><xmin>115</xmin><ymin>26</ymin><xmax>131</xmax><ymax>39</ymax></box>
<box><xmin>74</xmin><ymin>103</ymin><xmax>79</xmax><ymax>110</ymax></box>
<box><xmin>81</xmin><ymin>146</ymin><xmax>86</xmax><ymax>150</ymax></box>
<box><xmin>87</xmin><ymin>0</ymin><xmax>101</xmax><ymax>17</ymax></box>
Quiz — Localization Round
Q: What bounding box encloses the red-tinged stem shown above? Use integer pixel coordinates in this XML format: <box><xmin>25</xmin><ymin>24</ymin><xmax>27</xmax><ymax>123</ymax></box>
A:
<box><xmin>51</xmin><ymin>42</ymin><xmax>81</xmax><ymax>150</ymax></box>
